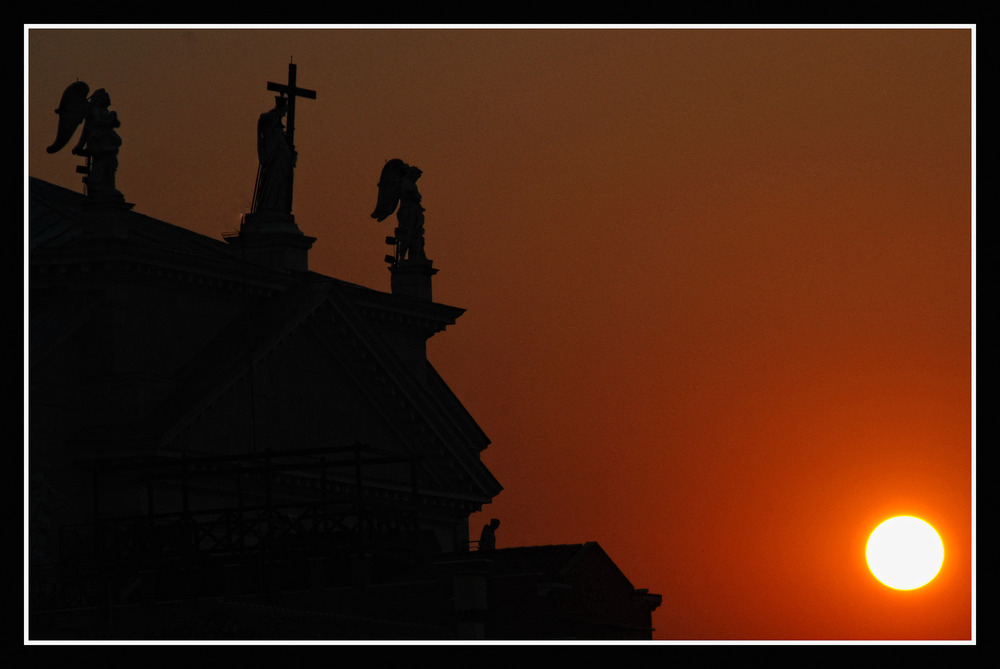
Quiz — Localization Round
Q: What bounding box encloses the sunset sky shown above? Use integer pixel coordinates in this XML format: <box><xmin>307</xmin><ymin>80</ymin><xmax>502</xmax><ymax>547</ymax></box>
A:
<box><xmin>26</xmin><ymin>26</ymin><xmax>974</xmax><ymax>641</ymax></box>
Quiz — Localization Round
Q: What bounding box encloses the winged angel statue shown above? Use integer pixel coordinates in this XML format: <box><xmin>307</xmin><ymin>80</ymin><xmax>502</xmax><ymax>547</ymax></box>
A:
<box><xmin>46</xmin><ymin>81</ymin><xmax>123</xmax><ymax>196</ymax></box>
<box><xmin>371</xmin><ymin>159</ymin><xmax>427</xmax><ymax>263</ymax></box>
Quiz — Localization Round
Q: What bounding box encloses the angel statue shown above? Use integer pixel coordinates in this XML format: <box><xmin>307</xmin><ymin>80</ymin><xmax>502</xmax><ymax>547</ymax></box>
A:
<box><xmin>46</xmin><ymin>81</ymin><xmax>123</xmax><ymax>197</ymax></box>
<box><xmin>371</xmin><ymin>159</ymin><xmax>427</xmax><ymax>263</ymax></box>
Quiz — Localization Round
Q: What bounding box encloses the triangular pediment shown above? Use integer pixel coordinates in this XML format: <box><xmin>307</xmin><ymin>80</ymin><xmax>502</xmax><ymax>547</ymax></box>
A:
<box><xmin>141</xmin><ymin>278</ymin><xmax>500</xmax><ymax>504</ymax></box>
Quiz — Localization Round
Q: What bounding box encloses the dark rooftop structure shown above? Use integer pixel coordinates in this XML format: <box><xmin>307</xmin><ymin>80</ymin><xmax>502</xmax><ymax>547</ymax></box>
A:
<box><xmin>29</xmin><ymin>72</ymin><xmax>660</xmax><ymax>639</ymax></box>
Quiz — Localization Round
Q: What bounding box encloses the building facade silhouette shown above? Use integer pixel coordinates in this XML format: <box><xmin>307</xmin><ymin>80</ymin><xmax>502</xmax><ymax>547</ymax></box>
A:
<box><xmin>27</xmin><ymin>175</ymin><xmax>661</xmax><ymax>641</ymax></box>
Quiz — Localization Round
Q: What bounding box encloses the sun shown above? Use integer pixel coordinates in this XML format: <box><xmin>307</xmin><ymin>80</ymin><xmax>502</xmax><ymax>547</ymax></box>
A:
<box><xmin>866</xmin><ymin>516</ymin><xmax>944</xmax><ymax>590</ymax></box>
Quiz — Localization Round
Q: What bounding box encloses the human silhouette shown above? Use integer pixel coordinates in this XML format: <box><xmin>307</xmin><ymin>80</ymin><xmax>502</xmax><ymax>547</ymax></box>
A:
<box><xmin>253</xmin><ymin>95</ymin><xmax>294</xmax><ymax>213</ymax></box>
<box><xmin>478</xmin><ymin>518</ymin><xmax>500</xmax><ymax>551</ymax></box>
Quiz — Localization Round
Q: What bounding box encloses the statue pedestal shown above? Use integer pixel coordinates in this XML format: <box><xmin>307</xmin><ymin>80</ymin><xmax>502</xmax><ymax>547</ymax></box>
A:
<box><xmin>226</xmin><ymin>211</ymin><xmax>316</xmax><ymax>272</ymax></box>
<box><xmin>390</xmin><ymin>258</ymin><xmax>437</xmax><ymax>301</ymax></box>
<box><xmin>81</xmin><ymin>191</ymin><xmax>134</xmax><ymax>239</ymax></box>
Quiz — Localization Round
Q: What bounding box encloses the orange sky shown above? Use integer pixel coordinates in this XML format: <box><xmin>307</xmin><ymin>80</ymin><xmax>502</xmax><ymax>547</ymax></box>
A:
<box><xmin>26</xmin><ymin>26</ymin><xmax>974</xmax><ymax>641</ymax></box>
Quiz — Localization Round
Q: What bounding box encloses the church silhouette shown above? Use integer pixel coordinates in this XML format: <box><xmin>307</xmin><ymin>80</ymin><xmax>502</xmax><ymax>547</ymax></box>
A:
<box><xmin>28</xmin><ymin>69</ymin><xmax>661</xmax><ymax>641</ymax></box>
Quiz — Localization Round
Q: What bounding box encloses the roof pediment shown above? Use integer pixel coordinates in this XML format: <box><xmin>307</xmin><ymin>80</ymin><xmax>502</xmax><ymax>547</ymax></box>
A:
<box><xmin>143</xmin><ymin>277</ymin><xmax>499</xmax><ymax>503</ymax></box>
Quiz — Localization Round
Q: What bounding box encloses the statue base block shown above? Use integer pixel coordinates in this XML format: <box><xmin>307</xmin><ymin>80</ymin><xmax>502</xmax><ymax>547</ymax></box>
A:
<box><xmin>390</xmin><ymin>259</ymin><xmax>437</xmax><ymax>301</ymax></box>
<box><xmin>226</xmin><ymin>212</ymin><xmax>316</xmax><ymax>272</ymax></box>
<box><xmin>81</xmin><ymin>192</ymin><xmax>134</xmax><ymax>239</ymax></box>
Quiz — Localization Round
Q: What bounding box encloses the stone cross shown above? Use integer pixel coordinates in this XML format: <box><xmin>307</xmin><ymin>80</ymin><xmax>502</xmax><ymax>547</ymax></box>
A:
<box><xmin>265</xmin><ymin>62</ymin><xmax>316</xmax><ymax>212</ymax></box>
<box><xmin>266</xmin><ymin>62</ymin><xmax>316</xmax><ymax>153</ymax></box>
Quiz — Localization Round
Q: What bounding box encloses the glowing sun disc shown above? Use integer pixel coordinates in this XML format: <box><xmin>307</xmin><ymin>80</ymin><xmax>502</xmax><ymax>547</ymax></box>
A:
<box><xmin>866</xmin><ymin>516</ymin><xmax>944</xmax><ymax>590</ymax></box>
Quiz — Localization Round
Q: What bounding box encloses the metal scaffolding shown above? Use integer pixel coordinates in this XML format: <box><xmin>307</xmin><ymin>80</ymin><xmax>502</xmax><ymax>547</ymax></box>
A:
<box><xmin>32</xmin><ymin>444</ymin><xmax>435</xmax><ymax>616</ymax></box>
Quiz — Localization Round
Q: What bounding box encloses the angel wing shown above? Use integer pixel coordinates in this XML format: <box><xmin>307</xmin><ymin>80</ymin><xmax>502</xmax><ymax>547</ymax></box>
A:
<box><xmin>46</xmin><ymin>81</ymin><xmax>91</xmax><ymax>154</ymax></box>
<box><xmin>370</xmin><ymin>159</ymin><xmax>408</xmax><ymax>222</ymax></box>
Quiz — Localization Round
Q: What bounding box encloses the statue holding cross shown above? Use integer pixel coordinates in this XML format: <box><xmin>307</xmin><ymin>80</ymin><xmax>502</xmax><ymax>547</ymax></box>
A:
<box><xmin>251</xmin><ymin>63</ymin><xmax>316</xmax><ymax>216</ymax></box>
